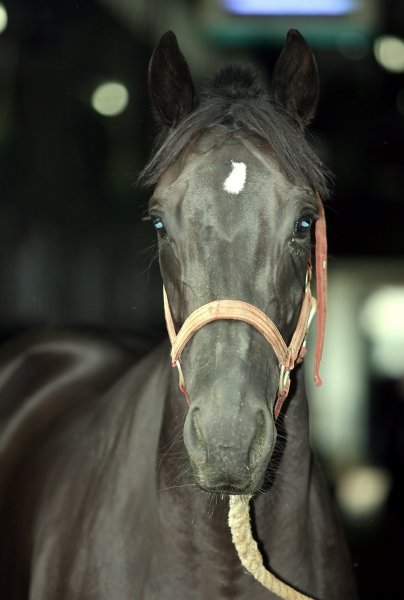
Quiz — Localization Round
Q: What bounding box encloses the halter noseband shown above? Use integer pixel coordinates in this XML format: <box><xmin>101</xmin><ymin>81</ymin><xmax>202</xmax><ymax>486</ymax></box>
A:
<box><xmin>163</xmin><ymin>197</ymin><xmax>327</xmax><ymax>419</ymax></box>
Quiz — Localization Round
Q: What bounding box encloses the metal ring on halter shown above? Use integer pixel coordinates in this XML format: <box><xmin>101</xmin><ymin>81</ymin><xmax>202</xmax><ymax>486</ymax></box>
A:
<box><xmin>174</xmin><ymin>360</ymin><xmax>191</xmax><ymax>405</ymax></box>
<box><xmin>278</xmin><ymin>364</ymin><xmax>291</xmax><ymax>397</ymax></box>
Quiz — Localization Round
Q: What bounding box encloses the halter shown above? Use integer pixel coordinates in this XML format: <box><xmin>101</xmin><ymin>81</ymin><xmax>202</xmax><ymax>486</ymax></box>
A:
<box><xmin>163</xmin><ymin>197</ymin><xmax>327</xmax><ymax>419</ymax></box>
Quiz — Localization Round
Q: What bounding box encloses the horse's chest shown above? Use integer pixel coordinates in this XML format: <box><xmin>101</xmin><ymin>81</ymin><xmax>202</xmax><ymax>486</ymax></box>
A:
<box><xmin>144</xmin><ymin>555</ymin><xmax>273</xmax><ymax>600</ymax></box>
<box><xmin>141</xmin><ymin>515</ymin><xmax>275</xmax><ymax>600</ymax></box>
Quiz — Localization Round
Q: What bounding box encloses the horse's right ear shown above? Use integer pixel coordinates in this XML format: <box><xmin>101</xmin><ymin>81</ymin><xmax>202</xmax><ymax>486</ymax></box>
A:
<box><xmin>148</xmin><ymin>31</ymin><xmax>196</xmax><ymax>127</ymax></box>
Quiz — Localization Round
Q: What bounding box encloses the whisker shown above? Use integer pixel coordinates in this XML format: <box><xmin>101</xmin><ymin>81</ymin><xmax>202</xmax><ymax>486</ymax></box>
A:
<box><xmin>158</xmin><ymin>483</ymin><xmax>197</xmax><ymax>493</ymax></box>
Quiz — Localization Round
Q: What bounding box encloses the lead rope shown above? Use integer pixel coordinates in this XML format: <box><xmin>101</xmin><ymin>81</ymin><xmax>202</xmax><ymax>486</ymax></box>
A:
<box><xmin>228</xmin><ymin>495</ymin><xmax>314</xmax><ymax>600</ymax></box>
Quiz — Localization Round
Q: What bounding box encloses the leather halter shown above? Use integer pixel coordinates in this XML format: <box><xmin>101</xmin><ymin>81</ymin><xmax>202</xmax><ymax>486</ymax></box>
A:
<box><xmin>163</xmin><ymin>197</ymin><xmax>327</xmax><ymax>419</ymax></box>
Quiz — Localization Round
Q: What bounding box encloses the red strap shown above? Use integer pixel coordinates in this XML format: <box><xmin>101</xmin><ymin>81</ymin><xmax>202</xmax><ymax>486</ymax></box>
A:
<box><xmin>314</xmin><ymin>198</ymin><xmax>327</xmax><ymax>386</ymax></box>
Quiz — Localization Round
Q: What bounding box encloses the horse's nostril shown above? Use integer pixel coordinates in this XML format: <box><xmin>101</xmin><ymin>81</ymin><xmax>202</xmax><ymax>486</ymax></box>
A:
<box><xmin>192</xmin><ymin>408</ymin><xmax>204</xmax><ymax>444</ymax></box>
<box><xmin>249</xmin><ymin>409</ymin><xmax>272</xmax><ymax>469</ymax></box>
<box><xmin>256</xmin><ymin>410</ymin><xmax>265</xmax><ymax>426</ymax></box>
<box><xmin>184</xmin><ymin>407</ymin><xmax>207</xmax><ymax>467</ymax></box>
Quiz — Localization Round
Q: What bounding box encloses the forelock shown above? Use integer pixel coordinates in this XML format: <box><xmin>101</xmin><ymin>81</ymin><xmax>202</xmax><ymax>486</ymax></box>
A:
<box><xmin>139</xmin><ymin>65</ymin><xmax>330</xmax><ymax>198</ymax></box>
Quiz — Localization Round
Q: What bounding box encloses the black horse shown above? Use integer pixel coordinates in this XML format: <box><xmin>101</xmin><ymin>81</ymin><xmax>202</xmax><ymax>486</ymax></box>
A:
<box><xmin>0</xmin><ymin>30</ymin><xmax>357</xmax><ymax>599</ymax></box>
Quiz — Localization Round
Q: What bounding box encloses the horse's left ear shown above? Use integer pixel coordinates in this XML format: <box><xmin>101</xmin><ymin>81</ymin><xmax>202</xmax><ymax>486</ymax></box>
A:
<box><xmin>271</xmin><ymin>29</ymin><xmax>319</xmax><ymax>127</ymax></box>
<box><xmin>148</xmin><ymin>31</ymin><xmax>196</xmax><ymax>127</ymax></box>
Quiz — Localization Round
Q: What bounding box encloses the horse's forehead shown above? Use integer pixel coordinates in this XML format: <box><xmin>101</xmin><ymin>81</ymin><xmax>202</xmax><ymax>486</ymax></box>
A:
<box><xmin>188</xmin><ymin>139</ymin><xmax>279</xmax><ymax>185</ymax></box>
<box><xmin>157</xmin><ymin>137</ymin><xmax>289</xmax><ymax>199</ymax></box>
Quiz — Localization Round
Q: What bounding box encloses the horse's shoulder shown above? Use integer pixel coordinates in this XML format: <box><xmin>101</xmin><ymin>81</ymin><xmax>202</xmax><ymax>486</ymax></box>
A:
<box><xmin>0</xmin><ymin>329</ymin><xmax>136</xmax><ymax>412</ymax></box>
<box><xmin>0</xmin><ymin>329</ymin><xmax>167</xmax><ymax>595</ymax></box>
<box><xmin>0</xmin><ymin>328</ymin><xmax>162</xmax><ymax>489</ymax></box>
<box><xmin>0</xmin><ymin>326</ymin><xmax>154</xmax><ymax>369</ymax></box>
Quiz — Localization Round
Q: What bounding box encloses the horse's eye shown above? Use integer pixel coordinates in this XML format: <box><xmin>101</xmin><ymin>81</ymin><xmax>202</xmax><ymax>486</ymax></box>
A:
<box><xmin>295</xmin><ymin>215</ymin><xmax>313</xmax><ymax>234</ymax></box>
<box><xmin>152</xmin><ymin>217</ymin><xmax>166</xmax><ymax>235</ymax></box>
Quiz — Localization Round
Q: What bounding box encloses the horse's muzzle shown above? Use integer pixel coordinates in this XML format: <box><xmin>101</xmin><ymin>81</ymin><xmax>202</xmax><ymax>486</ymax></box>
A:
<box><xmin>183</xmin><ymin>399</ymin><xmax>276</xmax><ymax>494</ymax></box>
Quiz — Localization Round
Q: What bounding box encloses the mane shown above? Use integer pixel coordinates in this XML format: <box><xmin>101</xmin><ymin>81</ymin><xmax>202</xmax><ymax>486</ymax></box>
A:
<box><xmin>139</xmin><ymin>65</ymin><xmax>330</xmax><ymax>197</ymax></box>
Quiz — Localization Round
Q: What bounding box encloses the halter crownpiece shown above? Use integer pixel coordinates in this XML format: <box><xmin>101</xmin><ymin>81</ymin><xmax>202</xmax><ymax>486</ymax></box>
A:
<box><xmin>163</xmin><ymin>194</ymin><xmax>327</xmax><ymax>418</ymax></box>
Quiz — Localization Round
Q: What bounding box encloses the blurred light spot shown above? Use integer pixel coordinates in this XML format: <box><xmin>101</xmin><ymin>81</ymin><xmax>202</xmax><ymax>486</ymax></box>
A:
<box><xmin>91</xmin><ymin>82</ymin><xmax>129</xmax><ymax>117</ymax></box>
<box><xmin>360</xmin><ymin>286</ymin><xmax>404</xmax><ymax>377</ymax></box>
<box><xmin>0</xmin><ymin>4</ymin><xmax>8</xmax><ymax>34</ymax></box>
<box><xmin>336</xmin><ymin>466</ymin><xmax>391</xmax><ymax>518</ymax></box>
<box><xmin>222</xmin><ymin>0</ymin><xmax>358</xmax><ymax>15</ymax></box>
<box><xmin>397</xmin><ymin>89</ymin><xmax>404</xmax><ymax>116</ymax></box>
<box><xmin>337</xmin><ymin>32</ymin><xmax>369</xmax><ymax>60</ymax></box>
<box><xmin>374</xmin><ymin>36</ymin><xmax>404</xmax><ymax>73</ymax></box>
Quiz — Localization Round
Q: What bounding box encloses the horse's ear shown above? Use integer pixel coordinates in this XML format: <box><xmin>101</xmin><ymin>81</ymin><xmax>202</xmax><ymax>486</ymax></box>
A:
<box><xmin>271</xmin><ymin>29</ymin><xmax>319</xmax><ymax>127</ymax></box>
<box><xmin>148</xmin><ymin>31</ymin><xmax>196</xmax><ymax>127</ymax></box>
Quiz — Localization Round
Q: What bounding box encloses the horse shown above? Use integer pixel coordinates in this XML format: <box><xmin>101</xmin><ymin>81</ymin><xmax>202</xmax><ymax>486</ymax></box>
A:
<box><xmin>0</xmin><ymin>29</ymin><xmax>358</xmax><ymax>599</ymax></box>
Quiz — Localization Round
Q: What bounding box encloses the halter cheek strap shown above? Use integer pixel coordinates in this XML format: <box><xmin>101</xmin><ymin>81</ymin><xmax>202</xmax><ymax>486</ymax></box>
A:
<box><xmin>163</xmin><ymin>196</ymin><xmax>327</xmax><ymax>419</ymax></box>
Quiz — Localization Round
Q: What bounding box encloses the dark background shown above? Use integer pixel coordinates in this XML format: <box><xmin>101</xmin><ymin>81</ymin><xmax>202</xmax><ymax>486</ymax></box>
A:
<box><xmin>0</xmin><ymin>1</ymin><xmax>403</xmax><ymax>598</ymax></box>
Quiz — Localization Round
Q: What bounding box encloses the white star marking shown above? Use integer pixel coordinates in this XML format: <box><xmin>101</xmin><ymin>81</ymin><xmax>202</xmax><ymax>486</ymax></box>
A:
<box><xmin>223</xmin><ymin>161</ymin><xmax>247</xmax><ymax>195</ymax></box>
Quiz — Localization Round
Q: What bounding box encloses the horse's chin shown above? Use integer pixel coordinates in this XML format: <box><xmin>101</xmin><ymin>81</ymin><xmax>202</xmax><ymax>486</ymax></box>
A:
<box><xmin>198</xmin><ymin>484</ymin><xmax>258</xmax><ymax>496</ymax></box>
<box><xmin>192</xmin><ymin>467</ymin><xmax>266</xmax><ymax>496</ymax></box>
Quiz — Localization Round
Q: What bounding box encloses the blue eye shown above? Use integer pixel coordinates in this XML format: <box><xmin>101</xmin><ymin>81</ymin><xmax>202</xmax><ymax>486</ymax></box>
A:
<box><xmin>152</xmin><ymin>217</ymin><xmax>166</xmax><ymax>234</ymax></box>
<box><xmin>295</xmin><ymin>215</ymin><xmax>313</xmax><ymax>234</ymax></box>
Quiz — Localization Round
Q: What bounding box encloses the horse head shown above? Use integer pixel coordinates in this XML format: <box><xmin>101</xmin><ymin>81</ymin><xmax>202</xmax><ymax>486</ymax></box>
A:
<box><xmin>143</xmin><ymin>30</ymin><xmax>327</xmax><ymax>495</ymax></box>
